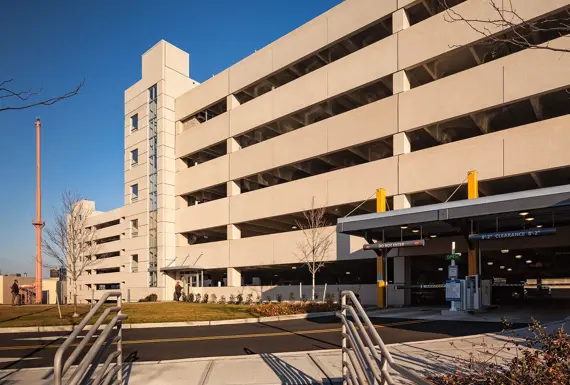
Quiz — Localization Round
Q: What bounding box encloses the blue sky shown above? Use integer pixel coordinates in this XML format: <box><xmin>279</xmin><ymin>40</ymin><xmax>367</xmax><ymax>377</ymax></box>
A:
<box><xmin>0</xmin><ymin>0</ymin><xmax>343</xmax><ymax>276</ymax></box>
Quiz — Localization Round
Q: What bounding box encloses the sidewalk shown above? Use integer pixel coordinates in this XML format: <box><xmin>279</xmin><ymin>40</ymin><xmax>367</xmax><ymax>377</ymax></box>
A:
<box><xmin>367</xmin><ymin>305</ymin><xmax>570</xmax><ymax>324</ymax></box>
<box><xmin>1</xmin><ymin>321</ymin><xmax>559</xmax><ymax>385</ymax></box>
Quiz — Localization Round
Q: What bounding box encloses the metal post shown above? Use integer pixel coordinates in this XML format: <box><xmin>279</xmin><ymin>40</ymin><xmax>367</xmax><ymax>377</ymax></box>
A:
<box><xmin>117</xmin><ymin>294</ymin><xmax>123</xmax><ymax>384</ymax></box>
<box><xmin>32</xmin><ymin>118</ymin><xmax>45</xmax><ymax>304</ymax></box>
<box><xmin>341</xmin><ymin>293</ymin><xmax>348</xmax><ymax>385</ymax></box>
<box><xmin>468</xmin><ymin>170</ymin><xmax>479</xmax><ymax>199</ymax></box>
<box><xmin>450</xmin><ymin>242</ymin><xmax>457</xmax><ymax>312</ymax></box>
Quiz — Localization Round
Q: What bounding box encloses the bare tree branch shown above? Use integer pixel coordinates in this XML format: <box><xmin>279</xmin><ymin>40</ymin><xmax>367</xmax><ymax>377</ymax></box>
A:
<box><xmin>0</xmin><ymin>78</ymin><xmax>85</xmax><ymax>112</ymax></box>
<box><xmin>295</xmin><ymin>197</ymin><xmax>333</xmax><ymax>301</ymax></box>
<box><xmin>441</xmin><ymin>0</ymin><xmax>570</xmax><ymax>53</ymax></box>
<box><xmin>43</xmin><ymin>191</ymin><xmax>99</xmax><ymax>316</ymax></box>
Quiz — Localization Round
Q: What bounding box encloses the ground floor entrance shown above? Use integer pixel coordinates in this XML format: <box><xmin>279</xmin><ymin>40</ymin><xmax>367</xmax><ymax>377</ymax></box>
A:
<box><xmin>393</xmin><ymin>245</ymin><xmax>570</xmax><ymax>307</ymax></box>
<box><xmin>338</xmin><ymin>184</ymin><xmax>570</xmax><ymax>313</ymax></box>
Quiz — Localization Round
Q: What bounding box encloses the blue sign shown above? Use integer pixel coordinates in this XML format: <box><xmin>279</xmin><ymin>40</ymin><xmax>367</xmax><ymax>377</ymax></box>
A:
<box><xmin>376</xmin><ymin>273</ymin><xmax>383</xmax><ymax>283</ymax></box>
<box><xmin>445</xmin><ymin>279</ymin><xmax>461</xmax><ymax>301</ymax></box>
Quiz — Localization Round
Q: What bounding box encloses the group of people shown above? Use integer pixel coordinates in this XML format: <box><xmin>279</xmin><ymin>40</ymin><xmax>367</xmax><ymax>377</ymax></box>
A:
<box><xmin>10</xmin><ymin>279</ymin><xmax>22</xmax><ymax>306</ymax></box>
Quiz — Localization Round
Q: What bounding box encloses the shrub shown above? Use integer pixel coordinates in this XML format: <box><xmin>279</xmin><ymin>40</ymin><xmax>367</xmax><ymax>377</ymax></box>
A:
<box><xmin>289</xmin><ymin>292</ymin><xmax>295</xmax><ymax>301</ymax></box>
<box><xmin>301</xmin><ymin>294</ymin><xmax>307</xmax><ymax>302</ymax></box>
<box><xmin>255</xmin><ymin>294</ymin><xmax>261</xmax><ymax>304</ymax></box>
<box><xmin>195</xmin><ymin>293</ymin><xmax>201</xmax><ymax>303</ymax></box>
<box><xmin>181</xmin><ymin>293</ymin><xmax>188</xmax><ymax>302</ymax></box>
<box><xmin>202</xmin><ymin>293</ymin><xmax>209</xmax><ymax>303</ymax></box>
<box><xmin>245</xmin><ymin>293</ymin><xmax>253</xmax><ymax>305</ymax></box>
<box><xmin>210</xmin><ymin>294</ymin><xmax>217</xmax><ymax>304</ymax></box>
<box><xmin>265</xmin><ymin>295</ymin><xmax>272</xmax><ymax>303</ymax></box>
<box><xmin>229</xmin><ymin>294</ymin><xmax>236</xmax><ymax>304</ymax></box>
<box><xmin>429</xmin><ymin>319</ymin><xmax>570</xmax><ymax>385</ymax></box>
<box><xmin>236</xmin><ymin>293</ymin><xmax>243</xmax><ymax>304</ymax></box>
<box><xmin>325</xmin><ymin>292</ymin><xmax>335</xmax><ymax>305</ymax></box>
<box><xmin>219</xmin><ymin>295</ymin><xmax>226</xmax><ymax>304</ymax></box>
<box><xmin>137</xmin><ymin>293</ymin><xmax>158</xmax><ymax>302</ymax></box>
<box><xmin>276</xmin><ymin>294</ymin><xmax>282</xmax><ymax>302</ymax></box>
<box><xmin>188</xmin><ymin>293</ymin><xmax>194</xmax><ymax>303</ymax></box>
<box><xmin>248</xmin><ymin>302</ymin><xmax>339</xmax><ymax>317</ymax></box>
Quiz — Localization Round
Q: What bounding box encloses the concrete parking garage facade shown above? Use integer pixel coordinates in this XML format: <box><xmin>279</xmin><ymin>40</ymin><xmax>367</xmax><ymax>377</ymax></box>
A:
<box><xmin>77</xmin><ymin>0</ymin><xmax>570</xmax><ymax>305</ymax></box>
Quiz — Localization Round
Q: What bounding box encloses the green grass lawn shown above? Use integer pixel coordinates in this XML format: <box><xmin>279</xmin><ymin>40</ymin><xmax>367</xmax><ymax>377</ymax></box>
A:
<box><xmin>0</xmin><ymin>302</ymin><xmax>253</xmax><ymax>328</ymax></box>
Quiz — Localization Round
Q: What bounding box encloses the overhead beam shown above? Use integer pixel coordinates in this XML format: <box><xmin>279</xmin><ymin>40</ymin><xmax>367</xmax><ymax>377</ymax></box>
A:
<box><xmin>530</xmin><ymin>172</ymin><xmax>544</xmax><ymax>188</ymax></box>
<box><xmin>288</xmin><ymin>65</ymin><xmax>303</xmax><ymax>78</ymax></box>
<box><xmin>424</xmin><ymin>189</ymin><xmax>448</xmax><ymax>203</ymax></box>
<box><xmin>469</xmin><ymin>47</ymin><xmax>482</xmax><ymax>65</ymax></box>
<box><xmin>424</xmin><ymin>125</ymin><xmax>451</xmax><ymax>144</ymax></box>
<box><xmin>470</xmin><ymin>113</ymin><xmax>490</xmax><ymax>134</ymax></box>
<box><xmin>345</xmin><ymin>38</ymin><xmax>360</xmax><ymax>52</ymax></box>
<box><xmin>421</xmin><ymin>0</ymin><xmax>434</xmax><ymax>15</ymax></box>
<box><xmin>315</xmin><ymin>52</ymin><xmax>329</xmax><ymax>64</ymax></box>
<box><xmin>243</xmin><ymin>174</ymin><xmax>270</xmax><ymax>187</ymax></box>
<box><xmin>347</xmin><ymin>147</ymin><xmax>370</xmax><ymax>162</ymax></box>
<box><xmin>529</xmin><ymin>96</ymin><xmax>544</xmax><ymax>120</ymax></box>
<box><xmin>422</xmin><ymin>63</ymin><xmax>437</xmax><ymax>80</ymax></box>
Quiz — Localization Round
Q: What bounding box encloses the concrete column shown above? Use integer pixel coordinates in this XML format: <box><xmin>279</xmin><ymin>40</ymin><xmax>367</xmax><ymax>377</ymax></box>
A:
<box><xmin>393</xmin><ymin>70</ymin><xmax>410</xmax><ymax>95</ymax></box>
<box><xmin>227</xmin><ymin>267</ymin><xmax>241</xmax><ymax>287</ymax></box>
<box><xmin>392</xmin><ymin>8</ymin><xmax>410</xmax><ymax>33</ymax></box>
<box><xmin>227</xmin><ymin>224</ymin><xmax>241</xmax><ymax>240</ymax></box>
<box><xmin>227</xmin><ymin>181</ymin><xmax>241</xmax><ymax>196</ymax></box>
<box><xmin>394</xmin><ymin>194</ymin><xmax>411</xmax><ymax>210</ymax></box>
<box><xmin>393</xmin><ymin>132</ymin><xmax>411</xmax><ymax>156</ymax></box>
<box><xmin>227</xmin><ymin>94</ymin><xmax>241</xmax><ymax>110</ymax></box>
<box><xmin>227</xmin><ymin>137</ymin><xmax>241</xmax><ymax>153</ymax></box>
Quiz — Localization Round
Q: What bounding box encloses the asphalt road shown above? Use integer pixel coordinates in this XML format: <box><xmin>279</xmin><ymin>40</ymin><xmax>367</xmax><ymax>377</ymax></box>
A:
<box><xmin>0</xmin><ymin>316</ymin><xmax>524</xmax><ymax>371</ymax></box>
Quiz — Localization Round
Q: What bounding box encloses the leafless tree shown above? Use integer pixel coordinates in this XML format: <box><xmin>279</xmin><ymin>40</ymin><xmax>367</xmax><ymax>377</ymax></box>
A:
<box><xmin>0</xmin><ymin>78</ymin><xmax>84</xmax><ymax>112</ymax></box>
<box><xmin>43</xmin><ymin>191</ymin><xmax>99</xmax><ymax>317</ymax></box>
<box><xmin>295</xmin><ymin>197</ymin><xmax>333</xmax><ymax>301</ymax></box>
<box><xmin>441</xmin><ymin>0</ymin><xmax>570</xmax><ymax>53</ymax></box>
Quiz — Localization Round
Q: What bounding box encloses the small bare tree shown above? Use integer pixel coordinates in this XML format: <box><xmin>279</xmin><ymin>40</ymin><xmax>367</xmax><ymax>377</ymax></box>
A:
<box><xmin>0</xmin><ymin>78</ymin><xmax>84</xmax><ymax>112</ymax></box>
<box><xmin>295</xmin><ymin>197</ymin><xmax>333</xmax><ymax>302</ymax></box>
<box><xmin>43</xmin><ymin>191</ymin><xmax>99</xmax><ymax>317</ymax></box>
<box><xmin>441</xmin><ymin>0</ymin><xmax>570</xmax><ymax>53</ymax></box>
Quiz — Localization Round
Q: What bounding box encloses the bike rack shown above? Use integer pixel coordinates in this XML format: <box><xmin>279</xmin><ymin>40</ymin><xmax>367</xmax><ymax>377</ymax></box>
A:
<box><xmin>339</xmin><ymin>290</ymin><xmax>431</xmax><ymax>385</ymax></box>
<box><xmin>53</xmin><ymin>291</ymin><xmax>127</xmax><ymax>385</ymax></box>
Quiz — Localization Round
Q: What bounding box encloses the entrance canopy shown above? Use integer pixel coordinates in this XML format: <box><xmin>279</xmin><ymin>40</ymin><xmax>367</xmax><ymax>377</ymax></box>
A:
<box><xmin>159</xmin><ymin>265</ymin><xmax>206</xmax><ymax>273</ymax></box>
<box><xmin>337</xmin><ymin>185</ymin><xmax>570</xmax><ymax>243</ymax></box>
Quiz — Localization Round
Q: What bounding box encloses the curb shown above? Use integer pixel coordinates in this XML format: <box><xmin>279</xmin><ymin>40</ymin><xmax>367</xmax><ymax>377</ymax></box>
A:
<box><xmin>0</xmin><ymin>311</ymin><xmax>338</xmax><ymax>334</ymax></box>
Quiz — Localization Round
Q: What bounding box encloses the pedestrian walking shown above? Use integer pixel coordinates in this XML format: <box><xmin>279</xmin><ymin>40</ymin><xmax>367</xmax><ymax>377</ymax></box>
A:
<box><xmin>10</xmin><ymin>280</ymin><xmax>20</xmax><ymax>306</ymax></box>
<box><xmin>174</xmin><ymin>281</ymin><xmax>182</xmax><ymax>301</ymax></box>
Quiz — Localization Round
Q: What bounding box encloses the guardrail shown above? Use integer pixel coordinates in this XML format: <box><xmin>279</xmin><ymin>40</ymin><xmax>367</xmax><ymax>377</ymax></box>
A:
<box><xmin>54</xmin><ymin>291</ymin><xmax>127</xmax><ymax>385</ymax></box>
<box><xmin>339</xmin><ymin>290</ymin><xmax>430</xmax><ymax>385</ymax></box>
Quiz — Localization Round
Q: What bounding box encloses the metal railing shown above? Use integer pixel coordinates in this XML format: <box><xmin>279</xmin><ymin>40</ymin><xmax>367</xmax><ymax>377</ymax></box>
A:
<box><xmin>54</xmin><ymin>291</ymin><xmax>127</xmax><ymax>385</ymax></box>
<box><xmin>339</xmin><ymin>291</ymin><xmax>431</xmax><ymax>385</ymax></box>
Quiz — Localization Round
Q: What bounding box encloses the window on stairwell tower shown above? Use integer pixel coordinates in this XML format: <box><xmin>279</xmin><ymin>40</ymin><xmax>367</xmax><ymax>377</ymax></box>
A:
<box><xmin>130</xmin><ymin>148</ymin><xmax>138</xmax><ymax>168</ymax></box>
<box><xmin>131</xmin><ymin>255</ymin><xmax>139</xmax><ymax>273</ymax></box>
<box><xmin>131</xmin><ymin>114</ymin><xmax>138</xmax><ymax>132</ymax></box>
<box><xmin>131</xmin><ymin>184</ymin><xmax>138</xmax><ymax>202</ymax></box>
<box><xmin>130</xmin><ymin>219</ymin><xmax>138</xmax><ymax>237</ymax></box>
<box><xmin>149</xmin><ymin>271</ymin><xmax>157</xmax><ymax>287</ymax></box>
